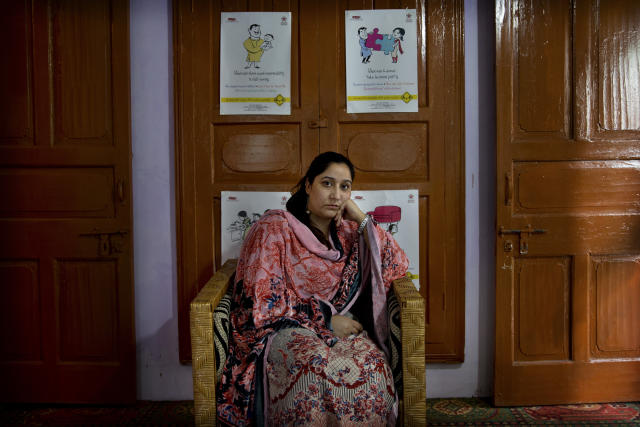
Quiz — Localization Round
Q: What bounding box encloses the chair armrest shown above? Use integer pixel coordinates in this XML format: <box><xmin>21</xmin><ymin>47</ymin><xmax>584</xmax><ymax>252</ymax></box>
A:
<box><xmin>392</xmin><ymin>276</ymin><xmax>426</xmax><ymax>427</ymax></box>
<box><xmin>191</xmin><ymin>259</ymin><xmax>237</xmax><ymax>427</ymax></box>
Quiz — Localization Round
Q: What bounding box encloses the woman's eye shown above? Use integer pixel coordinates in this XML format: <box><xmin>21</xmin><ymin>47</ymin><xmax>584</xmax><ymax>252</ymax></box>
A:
<box><xmin>322</xmin><ymin>181</ymin><xmax>332</xmax><ymax>187</ymax></box>
<box><xmin>341</xmin><ymin>184</ymin><xmax>351</xmax><ymax>190</ymax></box>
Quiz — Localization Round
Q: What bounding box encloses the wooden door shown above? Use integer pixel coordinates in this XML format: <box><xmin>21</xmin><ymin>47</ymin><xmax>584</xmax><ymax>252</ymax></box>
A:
<box><xmin>495</xmin><ymin>0</ymin><xmax>640</xmax><ymax>405</ymax></box>
<box><xmin>0</xmin><ymin>0</ymin><xmax>135</xmax><ymax>403</ymax></box>
<box><xmin>174</xmin><ymin>0</ymin><xmax>464</xmax><ymax>363</ymax></box>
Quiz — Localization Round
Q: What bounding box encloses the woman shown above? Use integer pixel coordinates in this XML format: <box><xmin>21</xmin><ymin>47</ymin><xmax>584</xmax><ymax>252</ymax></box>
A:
<box><xmin>217</xmin><ymin>152</ymin><xmax>409</xmax><ymax>426</ymax></box>
<box><xmin>391</xmin><ymin>27</ymin><xmax>405</xmax><ymax>64</ymax></box>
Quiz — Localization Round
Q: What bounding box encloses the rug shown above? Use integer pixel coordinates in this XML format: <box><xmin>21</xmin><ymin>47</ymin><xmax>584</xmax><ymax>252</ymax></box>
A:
<box><xmin>427</xmin><ymin>398</ymin><xmax>640</xmax><ymax>426</ymax></box>
<box><xmin>0</xmin><ymin>401</ymin><xmax>195</xmax><ymax>426</ymax></box>
<box><xmin>2</xmin><ymin>398</ymin><xmax>640</xmax><ymax>426</ymax></box>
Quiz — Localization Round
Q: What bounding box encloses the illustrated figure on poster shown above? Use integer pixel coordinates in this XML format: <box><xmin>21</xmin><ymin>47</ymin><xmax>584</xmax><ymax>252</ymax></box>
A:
<box><xmin>243</xmin><ymin>24</ymin><xmax>273</xmax><ymax>69</ymax></box>
<box><xmin>358</xmin><ymin>27</ymin><xmax>372</xmax><ymax>63</ymax></box>
<box><xmin>228</xmin><ymin>210</ymin><xmax>261</xmax><ymax>242</ymax></box>
<box><xmin>391</xmin><ymin>27</ymin><xmax>405</xmax><ymax>63</ymax></box>
<box><xmin>262</xmin><ymin>33</ymin><xmax>274</xmax><ymax>50</ymax></box>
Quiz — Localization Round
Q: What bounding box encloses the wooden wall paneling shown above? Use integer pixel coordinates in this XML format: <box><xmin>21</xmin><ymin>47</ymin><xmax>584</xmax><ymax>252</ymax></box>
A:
<box><xmin>321</xmin><ymin>0</ymin><xmax>464</xmax><ymax>361</ymax></box>
<box><xmin>175</xmin><ymin>0</ymin><xmax>465</xmax><ymax>363</ymax></box>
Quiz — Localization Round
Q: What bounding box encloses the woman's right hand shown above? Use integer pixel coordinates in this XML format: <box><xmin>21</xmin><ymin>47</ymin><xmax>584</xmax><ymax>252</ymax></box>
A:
<box><xmin>331</xmin><ymin>314</ymin><xmax>363</xmax><ymax>338</ymax></box>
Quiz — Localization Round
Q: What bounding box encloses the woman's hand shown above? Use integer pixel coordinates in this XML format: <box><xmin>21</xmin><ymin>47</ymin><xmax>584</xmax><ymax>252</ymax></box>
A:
<box><xmin>335</xmin><ymin>199</ymin><xmax>366</xmax><ymax>225</ymax></box>
<box><xmin>331</xmin><ymin>314</ymin><xmax>363</xmax><ymax>338</ymax></box>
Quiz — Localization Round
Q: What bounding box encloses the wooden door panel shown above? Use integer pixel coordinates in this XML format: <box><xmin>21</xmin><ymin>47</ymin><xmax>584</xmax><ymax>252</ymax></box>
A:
<box><xmin>515</xmin><ymin>0</ymin><xmax>572</xmax><ymax>137</ymax></box>
<box><xmin>513</xmin><ymin>160</ymin><xmax>640</xmax><ymax>214</ymax></box>
<box><xmin>53</xmin><ymin>0</ymin><xmax>113</xmax><ymax>145</ymax></box>
<box><xmin>0</xmin><ymin>1</ymin><xmax>33</xmax><ymax>144</ymax></box>
<box><xmin>0</xmin><ymin>0</ymin><xmax>134</xmax><ymax>403</ymax></box>
<box><xmin>0</xmin><ymin>167</ymin><xmax>116</xmax><ymax>218</ymax></box>
<box><xmin>339</xmin><ymin>123</ymin><xmax>428</xmax><ymax>182</ymax></box>
<box><xmin>213</xmin><ymin>124</ymin><xmax>306</xmax><ymax>186</ymax></box>
<box><xmin>576</xmin><ymin>0</ymin><xmax>640</xmax><ymax>141</ymax></box>
<box><xmin>514</xmin><ymin>257</ymin><xmax>571</xmax><ymax>361</ymax></box>
<box><xmin>594</xmin><ymin>0</ymin><xmax>640</xmax><ymax>133</ymax></box>
<box><xmin>0</xmin><ymin>261</ymin><xmax>42</xmax><ymax>362</ymax></box>
<box><xmin>591</xmin><ymin>256</ymin><xmax>640</xmax><ymax>357</ymax></box>
<box><xmin>57</xmin><ymin>260</ymin><xmax>119</xmax><ymax>362</ymax></box>
<box><xmin>496</xmin><ymin>0</ymin><xmax>640</xmax><ymax>405</ymax></box>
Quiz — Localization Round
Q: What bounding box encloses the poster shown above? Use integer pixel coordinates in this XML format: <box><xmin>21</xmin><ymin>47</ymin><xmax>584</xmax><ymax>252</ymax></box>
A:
<box><xmin>220</xmin><ymin>12</ymin><xmax>291</xmax><ymax>115</ymax></box>
<box><xmin>221</xmin><ymin>190</ymin><xmax>420</xmax><ymax>290</ymax></box>
<box><xmin>345</xmin><ymin>9</ymin><xmax>418</xmax><ymax>113</ymax></box>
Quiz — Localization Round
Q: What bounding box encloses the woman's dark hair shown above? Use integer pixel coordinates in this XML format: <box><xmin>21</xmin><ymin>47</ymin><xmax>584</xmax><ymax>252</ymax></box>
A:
<box><xmin>393</xmin><ymin>27</ymin><xmax>405</xmax><ymax>40</ymax></box>
<box><xmin>286</xmin><ymin>152</ymin><xmax>355</xmax><ymax>247</ymax></box>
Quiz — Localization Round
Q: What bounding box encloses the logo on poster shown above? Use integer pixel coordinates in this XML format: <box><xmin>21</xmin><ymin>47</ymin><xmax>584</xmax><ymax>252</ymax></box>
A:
<box><xmin>281</xmin><ymin>16</ymin><xmax>288</xmax><ymax>25</ymax></box>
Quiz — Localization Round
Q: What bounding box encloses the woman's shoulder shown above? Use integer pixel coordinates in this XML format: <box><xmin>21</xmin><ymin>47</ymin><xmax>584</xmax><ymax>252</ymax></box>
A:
<box><xmin>254</xmin><ymin>209</ymin><xmax>288</xmax><ymax>226</ymax></box>
<box><xmin>249</xmin><ymin>209</ymin><xmax>294</xmax><ymax>236</ymax></box>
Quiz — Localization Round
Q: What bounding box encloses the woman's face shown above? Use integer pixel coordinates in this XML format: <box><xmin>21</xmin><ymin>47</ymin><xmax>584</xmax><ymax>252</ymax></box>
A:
<box><xmin>305</xmin><ymin>162</ymin><xmax>352</xmax><ymax>221</ymax></box>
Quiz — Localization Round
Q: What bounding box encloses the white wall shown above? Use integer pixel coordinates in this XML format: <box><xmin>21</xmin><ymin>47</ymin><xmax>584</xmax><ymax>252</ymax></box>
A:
<box><xmin>131</xmin><ymin>0</ymin><xmax>193</xmax><ymax>400</ymax></box>
<box><xmin>130</xmin><ymin>0</ymin><xmax>495</xmax><ymax>400</ymax></box>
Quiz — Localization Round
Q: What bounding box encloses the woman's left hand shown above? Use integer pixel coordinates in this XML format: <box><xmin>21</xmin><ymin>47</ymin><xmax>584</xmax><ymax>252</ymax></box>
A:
<box><xmin>335</xmin><ymin>199</ymin><xmax>366</xmax><ymax>225</ymax></box>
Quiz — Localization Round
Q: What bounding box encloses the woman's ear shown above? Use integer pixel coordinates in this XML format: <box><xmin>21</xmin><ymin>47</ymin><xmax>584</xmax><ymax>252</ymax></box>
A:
<box><xmin>305</xmin><ymin>178</ymin><xmax>311</xmax><ymax>194</ymax></box>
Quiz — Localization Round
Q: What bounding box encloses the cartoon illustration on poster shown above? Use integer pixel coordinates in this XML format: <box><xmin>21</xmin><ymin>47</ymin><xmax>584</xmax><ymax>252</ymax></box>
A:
<box><xmin>220</xmin><ymin>12</ymin><xmax>291</xmax><ymax>115</ymax></box>
<box><xmin>221</xmin><ymin>190</ymin><xmax>420</xmax><ymax>290</ymax></box>
<box><xmin>345</xmin><ymin>9</ymin><xmax>418</xmax><ymax>113</ymax></box>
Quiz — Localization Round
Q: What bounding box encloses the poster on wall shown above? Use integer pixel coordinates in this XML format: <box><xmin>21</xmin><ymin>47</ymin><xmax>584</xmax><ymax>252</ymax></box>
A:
<box><xmin>345</xmin><ymin>9</ymin><xmax>418</xmax><ymax>113</ymax></box>
<box><xmin>221</xmin><ymin>190</ymin><xmax>420</xmax><ymax>290</ymax></box>
<box><xmin>220</xmin><ymin>12</ymin><xmax>291</xmax><ymax>115</ymax></box>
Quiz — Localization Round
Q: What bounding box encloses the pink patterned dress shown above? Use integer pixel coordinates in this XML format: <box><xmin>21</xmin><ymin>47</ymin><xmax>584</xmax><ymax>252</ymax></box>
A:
<box><xmin>216</xmin><ymin>210</ymin><xmax>408</xmax><ymax>426</ymax></box>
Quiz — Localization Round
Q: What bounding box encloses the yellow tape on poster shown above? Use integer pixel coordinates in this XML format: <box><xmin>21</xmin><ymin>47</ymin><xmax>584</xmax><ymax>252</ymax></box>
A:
<box><xmin>347</xmin><ymin>92</ymin><xmax>417</xmax><ymax>104</ymax></box>
<box><xmin>220</xmin><ymin>94</ymin><xmax>290</xmax><ymax>106</ymax></box>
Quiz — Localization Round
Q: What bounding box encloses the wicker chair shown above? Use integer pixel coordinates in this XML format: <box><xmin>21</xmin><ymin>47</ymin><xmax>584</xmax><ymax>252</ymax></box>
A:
<box><xmin>191</xmin><ymin>259</ymin><xmax>426</xmax><ymax>426</ymax></box>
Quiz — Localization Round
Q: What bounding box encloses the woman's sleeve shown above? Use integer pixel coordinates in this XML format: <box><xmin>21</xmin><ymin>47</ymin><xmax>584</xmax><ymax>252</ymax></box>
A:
<box><xmin>237</xmin><ymin>217</ymin><xmax>335</xmax><ymax>343</ymax></box>
<box><xmin>373</xmin><ymin>224</ymin><xmax>410</xmax><ymax>288</ymax></box>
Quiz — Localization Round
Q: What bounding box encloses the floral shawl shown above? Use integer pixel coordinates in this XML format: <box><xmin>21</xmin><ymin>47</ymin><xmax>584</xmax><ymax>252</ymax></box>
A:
<box><xmin>216</xmin><ymin>209</ymin><xmax>408</xmax><ymax>426</ymax></box>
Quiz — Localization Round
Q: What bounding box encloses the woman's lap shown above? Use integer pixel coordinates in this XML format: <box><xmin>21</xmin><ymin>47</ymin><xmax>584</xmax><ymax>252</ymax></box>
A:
<box><xmin>266</xmin><ymin>327</ymin><xmax>395</xmax><ymax>426</ymax></box>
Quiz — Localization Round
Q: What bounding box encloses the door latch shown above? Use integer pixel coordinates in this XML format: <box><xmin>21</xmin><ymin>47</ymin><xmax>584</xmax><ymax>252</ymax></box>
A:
<box><xmin>498</xmin><ymin>225</ymin><xmax>546</xmax><ymax>255</ymax></box>
<box><xmin>80</xmin><ymin>230</ymin><xmax>129</xmax><ymax>256</ymax></box>
<box><xmin>307</xmin><ymin>117</ymin><xmax>328</xmax><ymax>128</ymax></box>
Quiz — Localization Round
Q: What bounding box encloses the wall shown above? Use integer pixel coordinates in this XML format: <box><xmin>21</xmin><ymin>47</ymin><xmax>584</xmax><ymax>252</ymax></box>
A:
<box><xmin>131</xmin><ymin>0</ymin><xmax>193</xmax><ymax>400</ymax></box>
<box><xmin>426</xmin><ymin>0</ymin><xmax>496</xmax><ymax>397</ymax></box>
<box><xmin>130</xmin><ymin>0</ymin><xmax>495</xmax><ymax>400</ymax></box>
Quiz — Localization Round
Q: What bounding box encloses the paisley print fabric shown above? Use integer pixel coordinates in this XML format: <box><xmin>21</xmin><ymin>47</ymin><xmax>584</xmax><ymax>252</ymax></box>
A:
<box><xmin>266</xmin><ymin>328</ymin><xmax>396</xmax><ymax>426</ymax></box>
<box><xmin>216</xmin><ymin>210</ymin><xmax>408</xmax><ymax>426</ymax></box>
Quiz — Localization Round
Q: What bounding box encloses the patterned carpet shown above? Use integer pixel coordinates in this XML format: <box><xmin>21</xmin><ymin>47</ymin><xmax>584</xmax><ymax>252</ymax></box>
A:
<box><xmin>1</xmin><ymin>398</ymin><xmax>639</xmax><ymax>426</ymax></box>
<box><xmin>427</xmin><ymin>398</ymin><xmax>640</xmax><ymax>426</ymax></box>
